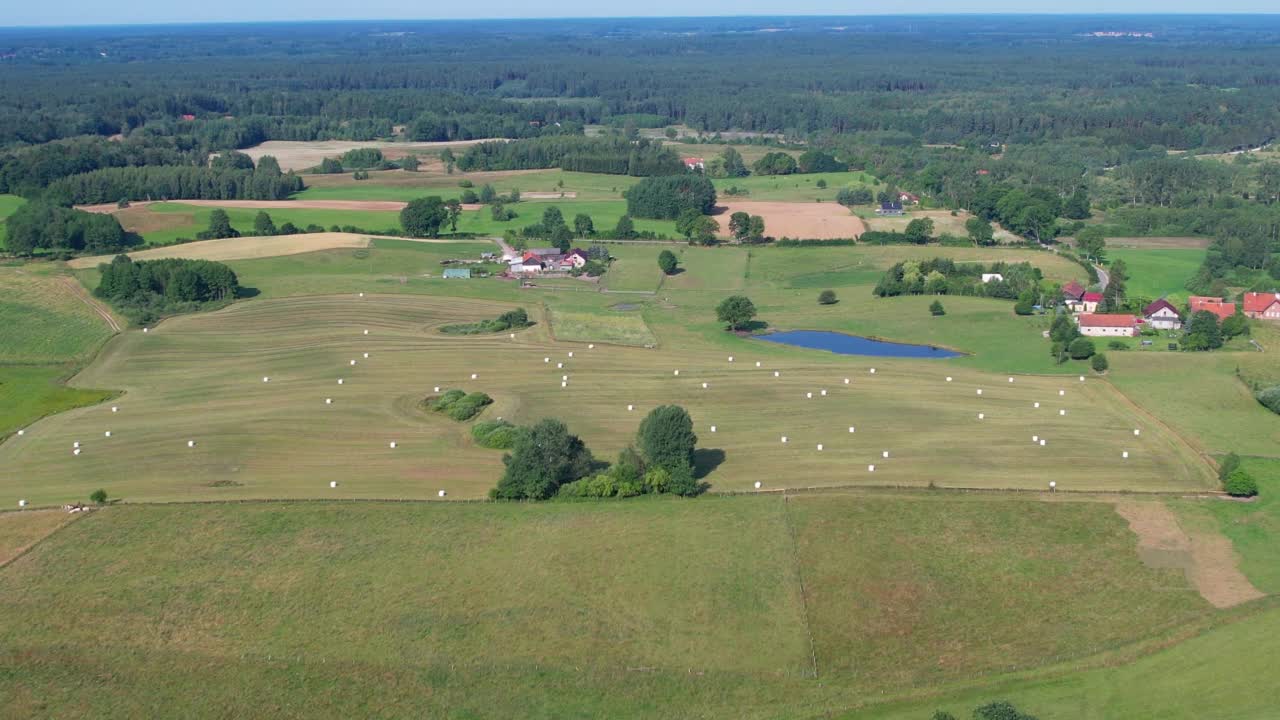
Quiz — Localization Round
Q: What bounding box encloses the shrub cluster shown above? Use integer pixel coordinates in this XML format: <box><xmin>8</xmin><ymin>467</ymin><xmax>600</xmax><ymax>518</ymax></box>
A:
<box><xmin>95</xmin><ymin>254</ymin><xmax>240</xmax><ymax>323</ymax></box>
<box><xmin>428</xmin><ymin>389</ymin><xmax>493</xmax><ymax>421</ymax></box>
<box><xmin>875</xmin><ymin>258</ymin><xmax>1043</xmax><ymax>299</ymax></box>
<box><xmin>624</xmin><ymin>174</ymin><xmax>717</xmax><ymax>219</ymax></box>
<box><xmin>471</xmin><ymin>420</ymin><xmax>522</xmax><ymax>449</ymax></box>
<box><xmin>1256</xmin><ymin>385</ymin><xmax>1280</xmax><ymax>415</ymax></box>
<box><xmin>440</xmin><ymin>308</ymin><xmax>531</xmax><ymax>335</ymax></box>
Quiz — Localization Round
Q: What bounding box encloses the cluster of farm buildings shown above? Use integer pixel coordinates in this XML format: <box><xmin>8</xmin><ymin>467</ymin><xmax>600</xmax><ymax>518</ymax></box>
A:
<box><xmin>1061</xmin><ymin>280</ymin><xmax>1280</xmax><ymax>338</ymax></box>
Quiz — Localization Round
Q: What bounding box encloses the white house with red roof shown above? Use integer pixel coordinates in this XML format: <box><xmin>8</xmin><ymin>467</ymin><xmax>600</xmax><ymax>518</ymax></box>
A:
<box><xmin>1081</xmin><ymin>292</ymin><xmax>1103</xmax><ymax>313</ymax></box>
<box><xmin>1243</xmin><ymin>292</ymin><xmax>1280</xmax><ymax>320</ymax></box>
<box><xmin>1077</xmin><ymin>313</ymin><xmax>1141</xmax><ymax>337</ymax></box>
<box><xmin>682</xmin><ymin>157</ymin><xmax>705</xmax><ymax>171</ymax></box>
<box><xmin>898</xmin><ymin>191</ymin><xmax>921</xmax><ymax>205</ymax></box>
<box><xmin>1142</xmin><ymin>299</ymin><xmax>1182</xmax><ymax>330</ymax></box>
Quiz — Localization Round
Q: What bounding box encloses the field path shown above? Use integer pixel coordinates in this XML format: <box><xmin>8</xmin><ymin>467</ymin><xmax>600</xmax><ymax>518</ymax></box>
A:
<box><xmin>1115</xmin><ymin>500</ymin><xmax>1264</xmax><ymax>608</ymax></box>
<box><xmin>56</xmin><ymin>275</ymin><xmax>121</xmax><ymax>332</ymax></box>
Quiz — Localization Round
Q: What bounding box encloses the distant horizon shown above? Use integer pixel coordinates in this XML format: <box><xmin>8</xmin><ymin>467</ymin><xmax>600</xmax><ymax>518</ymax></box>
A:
<box><xmin>4</xmin><ymin>8</ymin><xmax>1280</xmax><ymax>30</ymax></box>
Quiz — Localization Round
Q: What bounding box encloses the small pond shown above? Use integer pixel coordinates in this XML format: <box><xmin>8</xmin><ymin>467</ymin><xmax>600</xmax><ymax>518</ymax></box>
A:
<box><xmin>755</xmin><ymin>330</ymin><xmax>965</xmax><ymax>359</ymax></box>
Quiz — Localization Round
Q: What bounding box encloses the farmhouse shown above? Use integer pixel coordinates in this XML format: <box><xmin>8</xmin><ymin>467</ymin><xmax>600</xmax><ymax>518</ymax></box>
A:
<box><xmin>1078</xmin><ymin>313</ymin><xmax>1141</xmax><ymax>337</ymax></box>
<box><xmin>981</xmin><ymin>273</ymin><xmax>1004</xmax><ymax>283</ymax></box>
<box><xmin>1189</xmin><ymin>296</ymin><xmax>1237</xmax><ymax>320</ymax></box>
<box><xmin>682</xmin><ymin>157</ymin><xmax>705</xmax><ymax>171</ymax></box>
<box><xmin>898</xmin><ymin>192</ymin><xmax>921</xmax><ymax>205</ymax></box>
<box><xmin>1062</xmin><ymin>280</ymin><xmax>1086</xmax><ymax>304</ymax></box>
<box><xmin>1081</xmin><ymin>292</ymin><xmax>1103</xmax><ymax>313</ymax></box>
<box><xmin>509</xmin><ymin>255</ymin><xmax>543</xmax><ymax>274</ymax></box>
<box><xmin>876</xmin><ymin>201</ymin><xmax>904</xmax><ymax>216</ymax></box>
<box><xmin>442</xmin><ymin>268</ymin><xmax>471</xmax><ymax>280</ymax></box>
<box><xmin>1142</xmin><ymin>299</ymin><xmax>1182</xmax><ymax>330</ymax></box>
<box><xmin>1243</xmin><ymin>291</ymin><xmax>1280</xmax><ymax>320</ymax></box>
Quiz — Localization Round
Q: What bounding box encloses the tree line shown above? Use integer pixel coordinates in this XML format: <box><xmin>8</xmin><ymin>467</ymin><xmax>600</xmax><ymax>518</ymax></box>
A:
<box><xmin>95</xmin><ymin>255</ymin><xmax>240</xmax><ymax>323</ymax></box>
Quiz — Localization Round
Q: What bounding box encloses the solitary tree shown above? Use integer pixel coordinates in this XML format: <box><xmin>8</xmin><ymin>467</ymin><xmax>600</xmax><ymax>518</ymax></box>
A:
<box><xmin>206</xmin><ymin>209</ymin><xmax>239</xmax><ymax>239</ymax></box>
<box><xmin>930</xmin><ymin>299</ymin><xmax>946</xmax><ymax>316</ymax></box>
<box><xmin>400</xmin><ymin>154</ymin><xmax>420</xmax><ymax>172</ymax></box>
<box><xmin>573</xmin><ymin>213</ymin><xmax>594</xmax><ymax>237</ymax></box>
<box><xmin>658</xmin><ymin>250</ymin><xmax>679</xmax><ymax>275</ymax></box>
<box><xmin>89</xmin><ymin>488</ymin><xmax>108</xmax><ymax>505</ymax></box>
<box><xmin>905</xmin><ymin>217</ymin><xmax>934</xmax><ymax>244</ymax></box>
<box><xmin>1091</xmin><ymin>352</ymin><xmax>1109</xmax><ymax>372</ymax></box>
<box><xmin>728</xmin><ymin>211</ymin><xmax>752</xmax><ymax>242</ymax></box>
<box><xmin>612</xmin><ymin>215</ymin><xmax>636</xmax><ymax>239</ymax></box>
<box><xmin>252</xmin><ymin>211</ymin><xmax>277</xmax><ymax>237</ymax></box>
<box><xmin>965</xmin><ymin>216</ymin><xmax>995</xmax><ymax>246</ymax></box>
<box><xmin>637</xmin><ymin>405</ymin><xmax>699</xmax><ymax>495</ymax></box>
<box><xmin>444</xmin><ymin>199</ymin><xmax>463</xmax><ymax>232</ymax></box>
<box><xmin>400</xmin><ymin>196</ymin><xmax>449</xmax><ymax>237</ymax></box>
<box><xmin>818</xmin><ymin>289</ymin><xmax>838</xmax><ymax>305</ymax></box>
<box><xmin>1068</xmin><ymin>337</ymin><xmax>1096</xmax><ymax>359</ymax></box>
<box><xmin>716</xmin><ymin>295</ymin><xmax>757</xmax><ymax>331</ymax></box>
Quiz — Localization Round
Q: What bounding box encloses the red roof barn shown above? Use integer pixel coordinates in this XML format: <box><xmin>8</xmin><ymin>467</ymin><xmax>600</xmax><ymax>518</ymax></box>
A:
<box><xmin>1189</xmin><ymin>296</ymin><xmax>1237</xmax><ymax>321</ymax></box>
<box><xmin>1243</xmin><ymin>292</ymin><xmax>1280</xmax><ymax>320</ymax></box>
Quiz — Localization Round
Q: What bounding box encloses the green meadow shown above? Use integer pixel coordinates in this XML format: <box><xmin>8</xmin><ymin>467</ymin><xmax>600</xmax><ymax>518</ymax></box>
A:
<box><xmin>0</xmin><ymin>493</ymin><xmax>1224</xmax><ymax>719</ymax></box>
<box><xmin>1108</xmin><ymin>247</ymin><xmax>1206</xmax><ymax>303</ymax></box>
<box><xmin>0</xmin><ymin>194</ymin><xmax>24</xmax><ymax>248</ymax></box>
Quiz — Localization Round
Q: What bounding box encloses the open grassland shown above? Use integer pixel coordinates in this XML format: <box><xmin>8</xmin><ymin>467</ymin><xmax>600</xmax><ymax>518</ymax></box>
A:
<box><xmin>0</xmin><ymin>266</ymin><xmax>115</xmax><ymax>364</ymax></box>
<box><xmin>1107</xmin><ymin>248</ymin><xmax>1205</xmax><ymax>303</ymax></box>
<box><xmin>858</xmin><ymin>600</ymin><xmax>1280</xmax><ymax>720</ymax></box>
<box><xmin>0</xmin><ymin>266</ymin><xmax>117</xmax><ymax>436</ymax></box>
<box><xmin>68</xmin><ymin>233</ymin><xmax>411</xmax><ymax>269</ymax></box>
<box><xmin>1172</xmin><ymin>457</ymin><xmax>1280</xmax><ymax>594</ymax></box>
<box><xmin>0</xmin><ymin>293</ymin><xmax>1212</xmax><ymax>506</ymax></box>
<box><xmin>454</xmin><ymin>198</ymin><xmax>678</xmax><ymax>238</ymax></box>
<box><xmin>1107</xmin><ymin>350</ymin><xmax>1280</xmax><ymax>458</ymax></box>
<box><xmin>126</xmin><ymin>202</ymin><xmax>403</xmax><ymax>246</ymax></box>
<box><xmin>862</xmin><ymin>209</ymin><xmax>1022</xmax><ymax>242</ymax></box>
<box><xmin>0</xmin><ymin>194</ymin><xmax>25</xmax><ymax>248</ymax></box>
<box><xmin>711</xmin><ymin>171</ymin><xmax>875</xmax><ymax>202</ymax></box>
<box><xmin>548</xmin><ymin>307</ymin><xmax>657</xmax><ymax>347</ymax></box>
<box><xmin>298</xmin><ymin>169</ymin><xmax>640</xmax><ymax>202</ymax></box>
<box><xmin>0</xmin><ymin>509</ymin><xmax>75</xmax><ymax>566</ymax></box>
<box><xmin>0</xmin><ymin>495</ymin><xmax>1221</xmax><ymax>719</ymax></box>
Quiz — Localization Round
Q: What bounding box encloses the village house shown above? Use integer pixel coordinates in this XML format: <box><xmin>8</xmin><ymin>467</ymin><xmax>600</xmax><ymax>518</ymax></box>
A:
<box><xmin>1189</xmin><ymin>295</ymin><xmax>1237</xmax><ymax>321</ymax></box>
<box><xmin>1243</xmin><ymin>292</ymin><xmax>1280</xmax><ymax>320</ymax></box>
<box><xmin>898</xmin><ymin>192</ymin><xmax>921</xmax><ymax>205</ymax></box>
<box><xmin>682</xmin><ymin>157</ymin><xmax>705</xmax><ymax>171</ymax></box>
<box><xmin>876</xmin><ymin>201</ymin><xmax>904</xmax><ymax>216</ymax></box>
<box><xmin>1061</xmin><ymin>281</ymin><xmax>1087</xmax><ymax>312</ymax></box>
<box><xmin>981</xmin><ymin>273</ymin><xmax>1004</xmax><ymax>284</ymax></box>
<box><xmin>1081</xmin><ymin>292</ymin><xmax>1103</xmax><ymax>314</ymax></box>
<box><xmin>1142</xmin><ymin>299</ymin><xmax>1182</xmax><ymax>330</ymax></box>
<box><xmin>1077</xmin><ymin>313</ymin><xmax>1141</xmax><ymax>337</ymax></box>
<box><xmin>509</xmin><ymin>248</ymin><xmax>590</xmax><ymax>275</ymax></box>
<box><xmin>508</xmin><ymin>254</ymin><xmax>544</xmax><ymax>274</ymax></box>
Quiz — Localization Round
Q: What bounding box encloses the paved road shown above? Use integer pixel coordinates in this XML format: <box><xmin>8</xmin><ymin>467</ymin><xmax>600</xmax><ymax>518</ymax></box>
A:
<box><xmin>1095</xmin><ymin>263</ymin><xmax>1110</xmax><ymax>292</ymax></box>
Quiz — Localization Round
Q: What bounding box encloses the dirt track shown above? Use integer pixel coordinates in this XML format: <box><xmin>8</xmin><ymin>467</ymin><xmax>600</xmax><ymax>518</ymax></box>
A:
<box><xmin>714</xmin><ymin>201</ymin><xmax>866</xmax><ymax>240</ymax></box>
<box><xmin>67</xmin><ymin>232</ymin><xmax>472</xmax><ymax>268</ymax></box>
<box><xmin>240</xmin><ymin>139</ymin><xmax>508</xmax><ymax>172</ymax></box>
<box><xmin>1115</xmin><ymin>500</ymin><xmax>1263</xmax><ymax>608</ymax></box>
<box><xmin>56</xmin><ymin>276</ymin><xmax>122</xmax><ymax>332</ymax></box>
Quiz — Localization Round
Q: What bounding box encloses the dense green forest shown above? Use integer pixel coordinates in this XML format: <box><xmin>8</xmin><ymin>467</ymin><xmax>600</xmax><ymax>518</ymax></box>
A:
<box><xmin>1</xmin><ymin>16</ymin><xmax>1279</xmax><ymax>277</ymax></box>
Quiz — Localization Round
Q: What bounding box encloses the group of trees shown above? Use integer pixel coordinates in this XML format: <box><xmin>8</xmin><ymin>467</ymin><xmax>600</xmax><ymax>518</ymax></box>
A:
<box><xmin>95</xmin><ymin>254</ymin><xmax>240</xmax><ymax>322</ymax></box>
<box><xmin>492</xmin><ymin>405</ymin><xmax>703</xmax><ymax>500</ymax></box>
<box><xmin>1217</xmin><ymin>453</ymin><xmax>1259</xmax><ymax>498</ymax></box>
<box><xmin>400</xmin><ymin>196</ymin><xmax>463</xmax><ymax>238</ymax></box>
<box><xmin>1181</xmin><ymin>308</ymin><xmax>1249</xmax><ymax>351</ymax></box>
<box><xmin>727</xmin><ymin>212</ymin><xmax>766</xmax><ymax>243</ymax></box>
<box><xmin>458</xmin><ymin>136</ymin><xmax>684</xmax><ymax>176</ymax></box>
<box><xmin>4</xmin><ymin>202</ymin><xmax>130</xmax><ymax>256</ymax></box>
<box><xmin>44</xmin><ymin>158</ymin><xmax>303</xmax><ymax>205</ymax></box>
<box><xmin>312</xmin><ymin>148</ymin><xmax>419</xmax><ymax>175</ymax></box>
<box><xmin>970</xmin><ymin>185</ymin><xmax>1064</xmax><ymax>244</ymax></box>
<box><xmin>625</xmin><ymin>175</ymin><xmax>718</xmax><ymax>220</ymax></box>
<box><xmin>874</xmin><ymin>259</ymin><xmax>1044</xmax><ymax>299</ymax></box>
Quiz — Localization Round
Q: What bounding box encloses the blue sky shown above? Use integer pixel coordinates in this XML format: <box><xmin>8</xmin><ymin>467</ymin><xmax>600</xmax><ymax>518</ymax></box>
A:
<box><xmin>5</xmin><ymin>2</ymin><xmax>1277</xmax><ymax>27</ymax></box>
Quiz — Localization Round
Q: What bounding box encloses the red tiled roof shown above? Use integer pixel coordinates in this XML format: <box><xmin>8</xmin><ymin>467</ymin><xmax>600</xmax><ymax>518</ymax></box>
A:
<box><xmin>1062</xmin><ymin>281</ymin><xmax>1086</xmax><ymax>300</ymax></box>
<box><xmin>1243</xmin><ymin>292</ymin><xmax>1280</xmax><ymax>313</ymax></box>
<box><xmin>1078</xmin><ymin>313</ymin><xmax>1139</xmax><ymax>328</ymax></box>
<box><xmin>1083</xmin><ymin>292</ymin><xmax>1103</xmax><ymax>302</ymax></box>
<box><xmin>1189</xmin><ymin>296</ymin><xmax>1236</xmax><ymax>320</ymax></box>
<box><xmin>1143</xmin><ymin>299</ymin><xmax>1180</xmax><ymax>317</ymax></box>
<box><xmin>682</xmin><ymin>157</ymin><xmax>704</xmax><ymax>164</ymax></box>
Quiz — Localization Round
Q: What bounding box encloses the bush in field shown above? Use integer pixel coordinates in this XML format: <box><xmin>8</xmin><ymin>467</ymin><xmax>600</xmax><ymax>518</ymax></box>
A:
<box><xmin>440</xmin><ymin>308</ymin><xmax>531</xmax><ymax>335</ymax></box>
<box><xmin>972</xmin><ymin>701</ymin><xmax>1040</xmax><ymax>720</ymax></box>
<box><xmin>1091</xmin><ymin>352</ymin><xmax>1109</xmax><ymax>372</ymax></box>
<box><xmin>929</xmin><ymin>299</ymin><xmax>946</xmax><ymax>316</ymax></box>
<box><xmin>1224</xmin><ymin>469</ymin><xmax>1259</xmax><ymax>498</ymax></box>
<box><xmin>472</xmin><ymin>420</ymin><xmax>522</xmax><ymax>449</ymax></box>
<box><xmin>89</xmin><ymin>489</ymin><xmax>108</xmax><ymax>505</ymax></box>
<box><xmin>1067</xmin><ymin>337</ymin><xmax>1096</xmax><ymax>359</ymax></box>
<box><xmin>1255</xmin><ymin>385</ymin><xmax>1280</xmax><ymax>415</ymax></box>
<box><xmin>658</xmin><ymin>249</ymin><xmax>679</xmax><ymax>275</ymax></box>
<box><xmin>1218</xmin><ymin>452</ymin><xmax>1241</xmax><ymax>482</ymax></box>
<box><xmin>427</xmin><ymin>389</ymin><xmax>493</xmax><ymax>421</ymax></box>
<box><xmin>818</xmin><ymin>289</ymin><xmax>838</xmax><ymax>305</ymax></box>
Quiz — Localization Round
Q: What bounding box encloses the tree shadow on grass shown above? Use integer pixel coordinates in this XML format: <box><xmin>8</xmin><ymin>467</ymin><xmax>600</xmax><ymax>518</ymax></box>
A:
<box><xmin>236</xmin><ymin>286</ymin><xmax>261</xmax><ymax>299</ymax></box>
<box><xmin>732</xmin><ymin>320</ymin><xmax>770</xmax><ymax>334</ymax></box>
<box><xmin>693</xmin><ymin>448</ymin><xmax>726</xmax><ymax>480</ymax></box>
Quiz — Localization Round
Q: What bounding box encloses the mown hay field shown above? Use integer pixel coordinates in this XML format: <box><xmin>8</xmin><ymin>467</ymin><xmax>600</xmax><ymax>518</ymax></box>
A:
<box><xmin>0</xmin><ymin>292</ymin><xmax>1212</xmax><ymax>506</ymax></box>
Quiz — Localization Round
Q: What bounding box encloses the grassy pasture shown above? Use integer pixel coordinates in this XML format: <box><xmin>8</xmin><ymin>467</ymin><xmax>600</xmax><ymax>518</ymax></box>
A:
<box><xmin>0</xmin><ymin>495</ymin><xmax>1217</xmax><ymax>719</ymax></box>
<box><xmin>0</xmin><ymin>193</ymin><xmax>25</xmax><ymax>248</ymax></box>
<box><xmin>136</xmin><ymin>203</ymin><xmax>403</xmax><ymax>245</ymax></box>
<box><xmin>711</xmin><ymin>171</ymin><xmax>876</xmax><ymax>202</ymax></box>
<box><xmin>1108</xmin><ymin>248</ymin><xmax>1205</xmax><ymax>303</ymax></box>
<box><xmin>0</xmin><ymin>292</ymin><xmax>1213</xmax><ymax>506</ymax></box>
<box><xmin>548</xmin><ymin>308</ymin><xmax>658</xmax><ymax>347</ymax></box>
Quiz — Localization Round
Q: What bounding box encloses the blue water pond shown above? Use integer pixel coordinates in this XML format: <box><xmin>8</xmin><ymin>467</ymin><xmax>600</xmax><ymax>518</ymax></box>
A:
<box><xmin>756</xmin><ymin>330</ymin><xmax>964</xmax><ymax>359</ymax></box>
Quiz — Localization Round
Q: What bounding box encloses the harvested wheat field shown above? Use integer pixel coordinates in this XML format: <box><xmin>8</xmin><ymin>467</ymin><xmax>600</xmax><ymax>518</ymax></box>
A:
<box><xmin>240</xmin><ymin>139</ymin><xmax>508</xmax><ymax>172</ymax></box>
<box><xmin>715</xmin><ymin>201</ymin><xmax>866</xmax><ymax>240</ymax></box>
<box><xmin>68</xmin><ymin>233</ymin><xmax>392</xmax><ymax>268</ymax></box>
